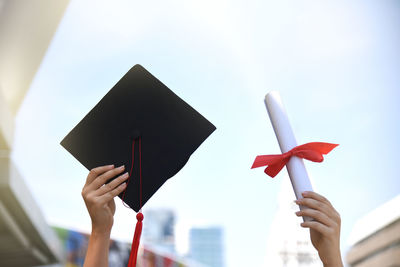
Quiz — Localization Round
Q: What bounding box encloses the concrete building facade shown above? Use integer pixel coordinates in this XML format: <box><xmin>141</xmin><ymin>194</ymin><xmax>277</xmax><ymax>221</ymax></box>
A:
<box><xmin>346</xmin><ymin>195</ymin><xmax>400</xmax><ymax>267</ymax></box>
<box><xmin>0</xmin><ymin>0</ymin><xmax>70</xmax><ymax>266</ymax></box>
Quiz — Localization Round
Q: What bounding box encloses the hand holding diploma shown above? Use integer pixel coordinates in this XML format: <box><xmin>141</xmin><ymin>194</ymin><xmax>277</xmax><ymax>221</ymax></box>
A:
<box><xmin>295</xmin><ymin>191</ymin><xmax>343</xmax><ymax>267</ymax></box>
<box><xmin>251</xmin><ymin>91</ymin><xmax>338</xmax><ymax>221</ymax></box>
<box><xmin>251</xmin><ymin>91</ymin><xmax>342</xmax><ymax>265</ymax></box>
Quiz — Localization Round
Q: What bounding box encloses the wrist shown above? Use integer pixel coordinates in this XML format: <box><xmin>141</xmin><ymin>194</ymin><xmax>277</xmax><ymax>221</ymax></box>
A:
<box><xmin>91</xmin><ymin>226</ymin><xmax>112</xmax><ymax>238</ymax></box>
<box><xmin>320</xmin><ymin>247</ymin><xmax>343</xmax><ymax>267</ymax></box>
<box><xmin>324</xmin><ymin>263</ymin><xmax>343</xmax><ymax>267</ymax></box>
<box><xmin>322</xmin><ymin>256</ymin><xmax>343</xmax><ymax>267</ymax></box>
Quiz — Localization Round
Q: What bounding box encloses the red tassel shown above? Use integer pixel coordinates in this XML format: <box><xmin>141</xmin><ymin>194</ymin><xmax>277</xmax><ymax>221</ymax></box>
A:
<box><xmin>125</xmin><ymin>137</ymin><xmax>144</xmax><ymax>267</ymax></box>
<box><xmin>128</xmin><ymin>212</ymin><xmax>144</xmax><ymax>267</ymax></box>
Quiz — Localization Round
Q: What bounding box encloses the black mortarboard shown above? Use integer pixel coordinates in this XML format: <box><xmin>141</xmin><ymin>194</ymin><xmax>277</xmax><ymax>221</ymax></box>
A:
<box><xmin>61</xmin><ymin>64</ymin><xmax>216</xmax><ymax>212</ymax></box>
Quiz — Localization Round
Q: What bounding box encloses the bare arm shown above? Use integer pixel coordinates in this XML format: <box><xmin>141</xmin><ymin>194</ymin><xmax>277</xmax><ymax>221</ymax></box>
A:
<box><xmin>295</xmin><ymin>191</ymin><xmax>343</xmax><ymax>267</ymax></box>
<box><xmin>85</xmin><ymin>230</ymin><xmax>111</xmax><ymax>267</ymax></box>
<box><xmin>81</xmin><ymin>164</ymin><xmax>129</xmax><ymax>267</ymax></box>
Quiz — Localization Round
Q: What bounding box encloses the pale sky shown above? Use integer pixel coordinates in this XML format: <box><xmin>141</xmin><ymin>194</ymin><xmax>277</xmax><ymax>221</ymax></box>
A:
<box><xmin>12</xmin><ymin>1</ymin><xmax>400</xmax><ymax>267</ymax></box>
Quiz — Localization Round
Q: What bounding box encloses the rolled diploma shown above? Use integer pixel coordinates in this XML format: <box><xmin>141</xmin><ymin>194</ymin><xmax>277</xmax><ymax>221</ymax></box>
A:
<box><xmin>265</xmin><ymin>91</ymin><xmax>313</xmax><ymax>221</ymax></box>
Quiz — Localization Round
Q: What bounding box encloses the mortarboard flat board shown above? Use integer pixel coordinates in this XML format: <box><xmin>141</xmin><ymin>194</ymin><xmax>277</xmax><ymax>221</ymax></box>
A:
<box><xmin>60</xmin><ymin>64</ymin><xmax>216</xmax><ymax>212</ymax></box>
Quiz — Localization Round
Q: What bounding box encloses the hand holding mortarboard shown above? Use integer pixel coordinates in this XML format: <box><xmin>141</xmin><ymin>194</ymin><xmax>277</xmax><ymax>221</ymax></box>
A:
<box><xmin>61</xmin><ymin>65</ymin><xmax>216</xmax><ymax>267</ymax></box>
<box><xmin>82</xmin><ymin>165</ymin><xmax>128</xmax><ymax>233</ymax></box>
<box><xmin>81</xmin><ymin>164</ymin><xmax>128</xmax><ymax>267</ymax></box>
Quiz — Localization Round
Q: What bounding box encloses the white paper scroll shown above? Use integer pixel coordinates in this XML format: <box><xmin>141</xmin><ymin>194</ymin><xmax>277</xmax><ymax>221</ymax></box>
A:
<box><xmin>264</xmin><ymin>91</ymin><xmax>313</xmax><ymax>221</ymax></box>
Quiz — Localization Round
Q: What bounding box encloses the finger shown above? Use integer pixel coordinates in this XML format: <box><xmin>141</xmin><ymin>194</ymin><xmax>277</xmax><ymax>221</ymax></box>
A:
<box><xmin>94</xmin><ymin>172</ymin><xmax>130</xmax><ymax>196</ymax></box>
<box><xmin>89</xmin><ymin>165</ymin><xmax>125</xmax><ymax>190</ymax></box>
<box><xmin>99</xmin><ymin>182</ymin><xmax>127</xmax><ymax>204</ymax></box>
<box><xmin>296</xmin><ymin>198</ymin><xmax>330</xmax><ymax>213</ymax></box>
<box><xmin>86</xmin><ymin>164</ymin><xmax>114</xmax><ymax>185</ymax></box>
<box><xmin>303</xmin><ymin>192</ymin><xmax>341</xmax><ymax>223</ymax></box>
<box><xmin>302</xmin><ymin>191</ymin><xmax>332</xmax><ymax>206</ymax></box>
<box><xmin>300</xmin><ymin>221</ymin><xmax>332</xmax><ymax>237</ymax></box>
<box><xmin>296</xmin><ymin>208</ymin><xmax>335</xmax><ymax>228</ymax></box>
<box><xmin>296</xmin><ymin>198</ymin><xmax>337</xmax><ymax>222</ymax></box>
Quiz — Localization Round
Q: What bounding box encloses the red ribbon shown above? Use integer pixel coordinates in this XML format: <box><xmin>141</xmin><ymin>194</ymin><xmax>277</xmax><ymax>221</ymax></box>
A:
<box><xmin>251</xmin><ymin>142</ymin><xmax>338</xmax><ymax>178</ymax></box>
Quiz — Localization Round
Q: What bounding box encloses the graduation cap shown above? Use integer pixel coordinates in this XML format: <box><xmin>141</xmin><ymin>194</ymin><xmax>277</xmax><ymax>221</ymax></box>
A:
<box><xmin>60</xmin><ymin>64</ymin><xmax>216</xmax><ymax>266</ymax></box>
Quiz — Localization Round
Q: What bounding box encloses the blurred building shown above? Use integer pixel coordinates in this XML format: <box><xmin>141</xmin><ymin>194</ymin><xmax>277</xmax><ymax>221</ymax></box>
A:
<box><xmin>143</xmin><ymin>209</ymin><xmax>176</xmax><ymax>254</ymax></box>
<box><xmin>142</xmin><ymin>246</ymin><xmax>209</xmax><ymax>267</ymax></box>
<box><xmin>54</xmin><ymin>226</ymin><xmax>207</xmax><ymax>267</ymax></box>
<box><xmin>189</xmin><ymin>227</ymin><xmax>224</xmax><ymax>267</ymax></box>
<box><xmin>53</xmin><ymin>226</ymin><xmax>130</xmax><ymax>267</ymax></box>
<box><xmin>264</xmin><ymin>178</ymin><xmax>321</xmax><ymax>267</ymax></box>
<box><xmin>346</xmin><ymin>194</ymin><xmax>400</xmax><ymax>267</ymax></box>
<box><xmin>0</xmin><ymin>0</ymin><xmax>70</xmax><ymax>266</ymax></box>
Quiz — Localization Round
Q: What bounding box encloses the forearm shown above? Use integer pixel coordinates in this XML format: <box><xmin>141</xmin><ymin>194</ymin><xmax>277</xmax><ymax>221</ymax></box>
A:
<box><xmin>324</xmin><ymin>262</ymin><xmax>343</xmax><ymax>267</ymax></box>
<box><xmin>83</xmin><ymin>228</ymin><xmax>111</xmax><ymax>267</ymax></box>
<box><xmin>319</xmin><ymin>241</ymin><xmax>343</xmax><ymax>267</ymax></box>
<box><xmin>322</xmin><ymin>253</ymin><xmax>343</xmax><ymax>267</ymax></box>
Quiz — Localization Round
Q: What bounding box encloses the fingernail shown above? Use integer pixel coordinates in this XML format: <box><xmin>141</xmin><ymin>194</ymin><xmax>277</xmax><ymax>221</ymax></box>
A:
<box><xmin>121</xmin><ymin>182</ymin><xmax>127</xmax><ymax>187</ymax></box>
<box><xmin>122</xmin><ymin>172</ymin><xmax>129</xmax><ymax>178</ymax></box>
<box><xmin>119</xmin><ymin>165</ymin><xmax>125</xmax><ymax>170</ymax></box>
<box><xmin>295</xmin><ymin>211</ymin><xmax>300</xmax><ymax>216</ymax></box>
<box><xmin>108</xmin><ymin>164</ymin><xmax>114</xmax><ymax>168</ymax></box>
<box><xmin>300</xmin><ymin>222</ymin><xmax>305</xmax><ymax>227</ymax></box>
<box><xmin>294</xmin><ymin>200</ymin><xmax>300</xmax><ymax>204</ymax></box>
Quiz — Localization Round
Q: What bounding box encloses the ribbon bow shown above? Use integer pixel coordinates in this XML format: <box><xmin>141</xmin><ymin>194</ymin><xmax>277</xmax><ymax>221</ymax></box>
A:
<box><xmin>251</xmin><ymin>142</ymin><xmax>338</xmax><ymax>178</ymax></box>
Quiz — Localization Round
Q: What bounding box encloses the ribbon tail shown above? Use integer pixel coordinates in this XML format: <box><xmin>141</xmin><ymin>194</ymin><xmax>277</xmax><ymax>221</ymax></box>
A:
<box><xmin>251</xmin><ymin>154</ymin><xmax>285</xmax><ymax>169</ymax></box>
<box><xmin>294</xmin><ymin>142</ymin><xmax>339</xmax><ymax>162</ymax></box>
<box><xmin>314</xmin><ymin>142</ymin><xmax>339</xmax><ymax>154</ymax></box>
<box><xmin>128</xmin><ymin>212</ymin><xmax>144</xmax><ymax>267</ymax></box>
<box><xmin>295</xmin><ymin>142</ymin><xmax>339</xmax><ymax>155</ymax></box>
<box><xmin>264</xmin><ymin>159</ymin><xmax>288</xmax><ymax>178</ymax></box>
